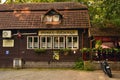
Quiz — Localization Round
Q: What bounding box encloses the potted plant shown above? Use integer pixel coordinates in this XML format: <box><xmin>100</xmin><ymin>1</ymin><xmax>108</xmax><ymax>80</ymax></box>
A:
<box><xmin>34</xmin><ymin>48</ymin><xmax>46</xmax><ymax>55</ymax></box>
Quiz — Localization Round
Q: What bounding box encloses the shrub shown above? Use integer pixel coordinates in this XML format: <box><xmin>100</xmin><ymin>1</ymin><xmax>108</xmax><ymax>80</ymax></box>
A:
<box><xmin>73</xmin><ymin>58</ymin><xmax>84</xmax><ymax>70</ymax></box>
<box><xmin>59</xmin><ymin>48</ymin><xmax>71</xmax><ymax>55</ymax></box>
<box><xmin>84</xmin><ymin>61</ymin><xmax>94</xmax><ymax>71</ymax></box>
<box><xmin>34</xmin><ymin>48</ymin><xmax>46</xmax><ymax>54</ymax></box>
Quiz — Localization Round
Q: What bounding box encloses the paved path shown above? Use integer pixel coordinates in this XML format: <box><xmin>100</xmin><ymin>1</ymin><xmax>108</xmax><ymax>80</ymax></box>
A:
<box><xmin>0</xmin><ymin>69</ymin><xmax>120</xmax><ymax>80</ymax></box>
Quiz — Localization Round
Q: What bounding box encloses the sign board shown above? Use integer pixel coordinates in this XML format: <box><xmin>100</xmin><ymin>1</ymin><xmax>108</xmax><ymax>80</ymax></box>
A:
<box><xmin>38</xmin><ymin>30</ymin><xmax>78</xmax><ymax>36</ymax></box>
<box><xmin>3</xmin><ymin>39</ymin><xmax>14</xmax><ymax>47</ymax></box>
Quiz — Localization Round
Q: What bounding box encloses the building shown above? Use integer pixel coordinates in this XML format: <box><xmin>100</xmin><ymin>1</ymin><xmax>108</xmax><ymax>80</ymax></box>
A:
<box><xmin>90</xmin><ymin>27</ymin><xmax>120</xmax><ymax>48</ymax></box>
<box><xmin>0</xmin><ymin>2</ymin><xmax>91</xmax><ymax>68</ymax></box>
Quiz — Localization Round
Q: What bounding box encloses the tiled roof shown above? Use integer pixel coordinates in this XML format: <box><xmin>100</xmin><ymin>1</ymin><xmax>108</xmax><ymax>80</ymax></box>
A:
<box><xmin>90</xmin><ymin>27</ymin><xmax>120</xmax><ymax>37</ymax></box>
<box><xmin>0</xmin><ymin>2</ymin><xmax>88</xmax><ymax>11</ymax></box>
<box><xmin>0</xmin><ymin>2</ymin><xmax>90</xmax><ymax>29</ymax></box>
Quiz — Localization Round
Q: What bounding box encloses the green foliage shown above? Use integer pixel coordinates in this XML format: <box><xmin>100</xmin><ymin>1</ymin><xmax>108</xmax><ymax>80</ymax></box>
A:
<box><xmin>84</xmin><ymin>61</ymin><xmax>94</xmax><ymax>71</ymax></box>
<box><xmin>95</xmin><ymin>40</ymin><xmax>102</xmax><ymax>49</ymax></box>
<box><xmin>34</xmin><ymin>48</ymin><xmax>46</xmax><ymax>54</ymax></box>
<box><xmin>74</xmin><ymin>58</ymin><xmax>94</xmax><ymax>71</ymax></box>
<box><xmin>59</xmin><ymin>48</ymin><xmax>71</xmax><ymax>55</ymax></box>
<box><xmin>62</xmin><ymin>48</ymin><xmax>71</xmax><ymax>52</ymax></box>
<box><xmin>73</xmin><ymin>58</ymin><xmax>84</xmax><ymax>70</ymax></box>
<box><xmin>80</xmin><ymin>48</ymin><xmax>91</xmax><ymax>53</ymax></box>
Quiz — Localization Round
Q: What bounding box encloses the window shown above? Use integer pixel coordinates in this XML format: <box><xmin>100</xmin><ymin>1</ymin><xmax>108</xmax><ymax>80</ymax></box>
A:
<box><xmin>27</xmin><ymin>36</ymin><xmax>39</xmax><ymax>49</ymax></box>
<box><xmin>53</xmin><ymin>15</ymin><xmax>60</xmax><ymax>21</ymax></box>
<box><xmin>53</xmin><ymin>36</ymin><xmax>65</xmax><ymax>49</ymax></box>
<box><xmin>44</xmin><ymin>15</ymin><xmax>61</xmax><ymax>24</ymax></box>
<box><xmin>73</xmin><ymin>37</ymin><xmax>78</xmax><ymax>48</ymax></box>
<box><xmin>66</xmin><ymin>36</ymin><xmax>79</xmax><ymax>49</ymax></box>
<box><xmin>27</xmin><ymin>35</ymin><xmax>78</xmax><ymax>49</ymax></box>
<box><xmin>43</xmin><ymin>9</ymin><xmax>62</xmax><ymax>25</ymax></box>
<box><xmin>40</xmin><ymin>36</ymin><xmax>52</xmax><ymax>49</ymax></box>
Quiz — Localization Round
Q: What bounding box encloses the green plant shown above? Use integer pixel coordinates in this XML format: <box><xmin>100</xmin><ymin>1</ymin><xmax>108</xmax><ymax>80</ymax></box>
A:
<box><xmin>34</xmin><ymin>48</ymin><xmax>46</xmax><ymax>54</ymax></box>
<box><xmin>59</xmin><ymin>48</ymin><xmax>71</xmax><ymax>55</ymax></box>
<box><xmin>95</xmin><ymin>40</ymin><xmax>102</xmax><ymax>49</ymax></box>
<box><xmin>84</xmin><ymin>61</ymin><xmax>94</xmax><ymax>71</ymax></box>
<box><xmin>113</xmin><ymin>48</ymin><xmax>120</xmax><ymax>53</ymax></box>
<box><xmin>73</xmin><ymin>58</ymin><xmax>84</xmax><ymax>70</ymax></box>
<box><xmin>81</xmin><ymin>48</ymin><xmax>91</xmax><ymax>53</ymax></box>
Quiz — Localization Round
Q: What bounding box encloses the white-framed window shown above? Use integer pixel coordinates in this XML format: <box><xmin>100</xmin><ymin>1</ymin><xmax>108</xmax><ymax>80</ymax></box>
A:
<box><xmin>45</xmin><ymin>15</ymin><xmax>60</xmax><ymax>22</ymax></box>
<box><xmin>40</xmin><ymin>36</ymin><xmax>52</xmax><ymax>49</ymax></box>
<box><xmin>44</xmin><ymin>15</ymin><xmax>61</xmax><ymax>24</ymax></box>
<box><xmin>53</xmin><ymin>15</ymin><xmax>60</xmax><ymax>21</ymax></box>
<box><xmin>27</xmin><ymin>36</ymin><xmax>39</xmax><ymax>49</ymax></box>
<box><xmin>66</xmin><ymin>36</ymin><xmax>79</xmax><ymax>49</ymax></box>
<box><xmin>27</xmin><ymin>35</ymin><xmax>79</xmax><ymax>49</ymax></box>
<box><xmin>53</xmin><ymin>36</ymin><xmax>65</xmax><ymax>49</ymax></box>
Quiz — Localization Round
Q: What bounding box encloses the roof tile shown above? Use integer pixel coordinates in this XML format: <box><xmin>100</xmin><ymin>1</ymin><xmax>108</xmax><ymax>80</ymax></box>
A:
<box><xmin>0</xmin><ymin>2</ymin><xmax>90</xmax><ymax>29</ymax></box>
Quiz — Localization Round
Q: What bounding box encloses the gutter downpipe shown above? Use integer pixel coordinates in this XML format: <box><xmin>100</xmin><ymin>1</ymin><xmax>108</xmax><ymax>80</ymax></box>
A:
<box><xmin>89</xmin><ymin>28</ymin><xmax>95</xmax><ymax>61</ymax></box>
<box><xmin>81</xmin><ymin>28</ymin><xmax>86</xmax><ymax>60</ymax></box>
<box><xmin>82</xmin><ymin>28</ymin><xmax>86</xmax><ymax>49</ymax></box>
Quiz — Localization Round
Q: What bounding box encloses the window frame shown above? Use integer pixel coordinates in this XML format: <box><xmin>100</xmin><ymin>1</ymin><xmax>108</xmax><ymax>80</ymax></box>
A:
<box><xmin>27</xmin><ymin>36</ymin><xmax>39</xmax><ymax>49</ymax></box>
<box><xmin>53</xmin><ymin>36</ymin><xmax>65</xmax><ymax>49</ymax></box>
<box><xmin>43</xmin><ymin>14</ymin><xmax>61</xmax><ymax>24</ymax></box>
<box><xmin>40</xmin><ymin>36</ymin><xmax>52</xmax><ymax>49</ymax></box>
<box><xmin>66</xmin><ymin>36</ymin><xmax>79</xmax><ymax>49</ymax></box>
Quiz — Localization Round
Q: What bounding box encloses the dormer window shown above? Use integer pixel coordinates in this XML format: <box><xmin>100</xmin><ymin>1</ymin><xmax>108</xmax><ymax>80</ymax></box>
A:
<box><xmin>43</xmin><ymin>9</ymin><xmax>62</xmax><ymax>25</ymax></box>
<box><xmin>53</xmin><ymin>15</ymin><xmax>60</xmax><ymax>21</ymax></box>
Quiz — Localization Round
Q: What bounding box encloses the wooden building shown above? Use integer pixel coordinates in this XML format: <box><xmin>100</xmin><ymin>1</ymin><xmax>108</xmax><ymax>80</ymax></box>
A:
<box><xmin>0</xmin><ymin>2</ymin><xmax>91</xmax><ymax>67</ymax></box>
<box><xmin>90</xmin><ymin>27</ymin><xmax>120</xmax><ymax>48</ymax></box>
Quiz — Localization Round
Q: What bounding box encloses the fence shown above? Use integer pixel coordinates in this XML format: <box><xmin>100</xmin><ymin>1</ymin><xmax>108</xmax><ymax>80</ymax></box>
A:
<box><xmin>81</xmin><ymin>48</ymin><xmax>120</xmax><ymax>61</ymax></box>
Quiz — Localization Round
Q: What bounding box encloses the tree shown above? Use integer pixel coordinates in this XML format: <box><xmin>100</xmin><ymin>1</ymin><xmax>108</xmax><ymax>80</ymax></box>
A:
<box><xmin>102</xmin><ymin>0</ymin><xmax>120</xmax><ymax>27</ymax></box>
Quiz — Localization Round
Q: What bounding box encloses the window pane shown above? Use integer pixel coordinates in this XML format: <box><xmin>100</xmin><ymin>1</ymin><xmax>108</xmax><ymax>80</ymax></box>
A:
<box><xmin>53</xmin><ymin>15</ymin><xmax>59</xmax><ymax>21</ymax></box>
<box><xmin>28</xmin><ymin>42</ymin><xmax>32</xmax><ymax>49</ymax></box>
<box><xmin>47</xmin><ymin>37</ymin><xmax>52</xmax><ymax>48</ymax></box>
<box><xmin>54</xmin><ymin>37</ymin><xmax>58</xmax><ymax>48</ymax></box>
<box><xmin>68</xmin><ymin>37</ymin><xmax>72</xmax><ymax>42</ymax></box>
<box><xmin>42</xmin><ymin>37</ymin><xmax>45</xmax><ymax>42</ymax></box>
<box><xmin>46</xmin><ymin>16</ymin><xmax>52</xmax><ymax>22</ymax></box>
<box><xmin>73</xmin><ymin>37</ymin><xmax>78</xmax><ymax>48</ymax></box>
<box><xmin>33</xmin><ymin>37</ymin><xmax>39</xmax><ymax>48</ymax></box>
<box><xmin>34</xmin><ymin>42</ymin><xmax>39</xmax><ymax>48</ymax></box>
<box><xmin>34</xmin><ymin>37</ymin><xmax>38</xmax><ymax>42</ymax></box>
<box><xmin>28</xmin><ymin>37</ymin><xmax>32</xmax><ymax>49</ymax></box>
<box><xmin>28</xmin><ymin>37</ymin><xmax>32</xmax><ymax>42</ymax></box>
<box><xmin>41</xmin><ymin>37</ymin><xmax>46</xmax><ymax>48</ymax></box>
<box><xmin>66</xmin><ymin>37</ymin><xmax>72</xmax><ymax>48</ymax></box>
<box><xmin>59</xmin><ymin>37</ymin><xmax>64</xmax><ymax>48</ymax></box>
<box><xmin>27</xmin><ymin>36</ymin><xmax>39</xmax><ymax>49</ymax></box>
<box><xmin>60</xmin><ymin>37</ymin><xmax>63</xmax><ymax>42</ymax></box>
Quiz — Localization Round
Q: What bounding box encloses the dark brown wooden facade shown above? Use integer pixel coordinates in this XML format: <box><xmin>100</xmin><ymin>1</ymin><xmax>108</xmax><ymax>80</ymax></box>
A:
<box><xmin>0</xmin><ymin>2</ymin><xmax>91</xmax><ymax>67</ymax></box>
<box><xmin>90</xmin><ymin>27</ymin><xmax>120</xmax><ymax>48</ymax></box>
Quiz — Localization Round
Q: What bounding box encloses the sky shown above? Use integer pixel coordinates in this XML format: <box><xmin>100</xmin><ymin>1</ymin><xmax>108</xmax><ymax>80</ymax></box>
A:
<box><xmin>1</xmin><ymin>0</ymin><xmax>6</xmax><ymax>4</ymax></box>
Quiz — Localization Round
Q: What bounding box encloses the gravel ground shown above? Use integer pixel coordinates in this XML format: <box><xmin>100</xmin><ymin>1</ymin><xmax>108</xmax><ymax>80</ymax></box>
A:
<box><xmin>0</xmin><ymin>69</ymin><xmax>120</xmax><ymax>80</ymax></box>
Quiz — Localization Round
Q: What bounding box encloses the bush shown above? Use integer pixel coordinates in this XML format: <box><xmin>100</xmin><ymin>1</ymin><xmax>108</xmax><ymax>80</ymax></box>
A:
<box><xmin>59</xmin><ymin>48</ymin><xmax>71</xmax><ymax>55</ymax></box>
<box><xmin>73</xmin><ymin>58</ymin><xmax>84</xmax><ymax>70</ymax></box>
<box><xmin>34</xmin><ymin>48</ymin><xmax>46</xmax><ymax>54</ymax></box>
<box><xmin>84</xmin><ymin>61</ymin><xmax>94</xmax><ymax>71</ymax></box>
